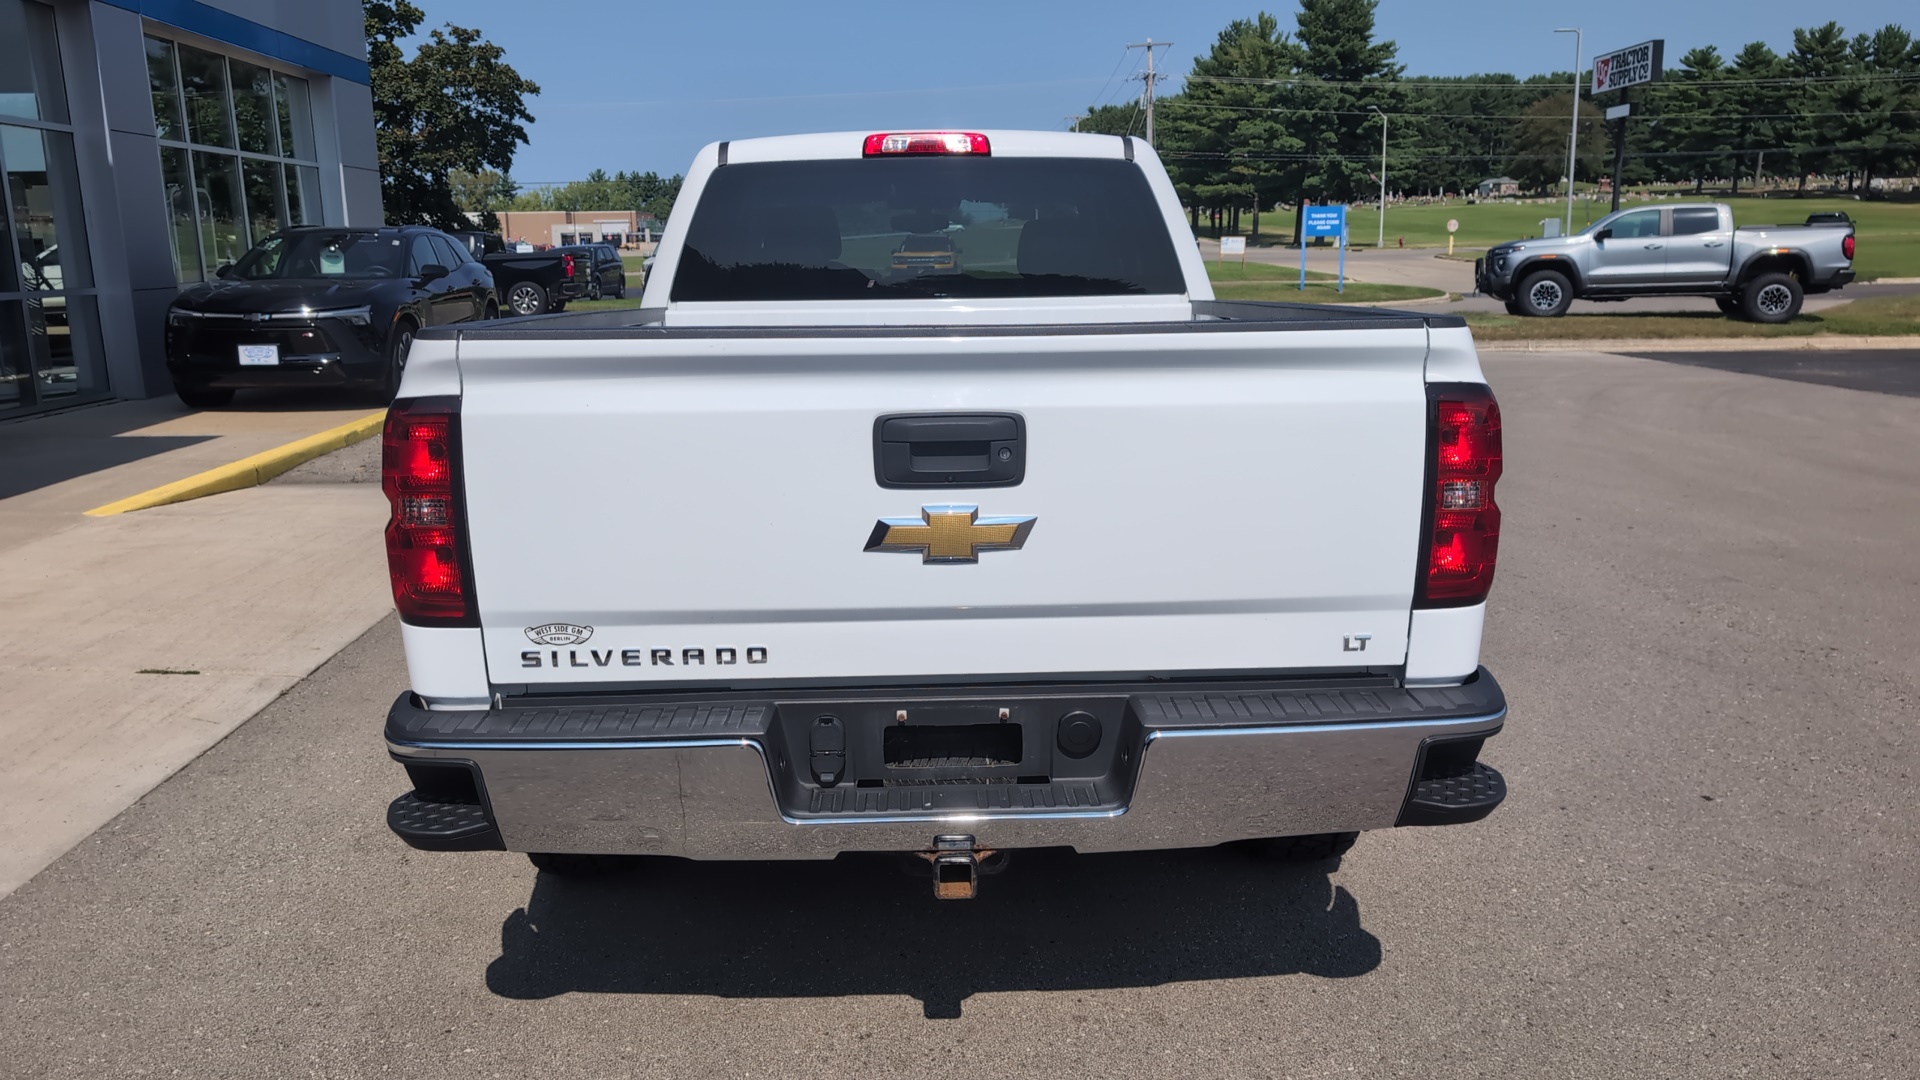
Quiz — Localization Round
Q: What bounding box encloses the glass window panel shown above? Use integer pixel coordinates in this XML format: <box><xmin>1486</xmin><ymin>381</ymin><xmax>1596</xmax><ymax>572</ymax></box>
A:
<box><xmin>229</xmin><ymin>58</ymin><xmax>276</xmax><ymax>155</ymax></box>
<box><xmin>177</xmin><ymin>45</ymin><xmax>234</xmax><ymax>149</ymax></box>
<box><xmin>285</xmin><ymin>164</ymin><xmax>320</xmax><ymax>225</ymax></box>
<box><xmin>191</xmin><ymin>150</ymin><xmax>246</xmax><ymax>269</ymax></box>
<box><xmin>241</xmin><ymin>157</ymin><xmax>283</xmax><ymax>244</ymax></box>
<box><xmin>161</xmin><ymin>145</ymin><xmax>201</xmax><ymax>283</ymax></box>
<box><xmin>28</xmin><ymin>292</ymin><xmax>103</xmax><ymax>405</ymax></box>
<box><xmin>145</xmin><ymin>37</ymin><xmax>184</xmax><ymax>140</ymax></box>
<box><xmin>0</xmin><ymin>0</ymin><xmax>68</xmax><ymax>123</ymax></box>
<box><xmin>274</xmin><ymin>73</ymin><xmax>316</xmax><ymax>160</ymax></box>
<box><xmin>0</xmin><ymin>300</ymin><xmax>33</xmax><ymax>413</ymax></box>
<box><xmin>5</xmin><ymin>125</ymin><xmax>94</xmax><ymax>290</ymax></box>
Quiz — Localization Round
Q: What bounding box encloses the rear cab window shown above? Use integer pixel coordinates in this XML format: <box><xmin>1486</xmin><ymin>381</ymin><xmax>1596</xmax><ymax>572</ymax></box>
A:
<box><xmin>671</xmin><ymin>157</ymin><xmax>1185</xmax><ymax>301</ymax></box>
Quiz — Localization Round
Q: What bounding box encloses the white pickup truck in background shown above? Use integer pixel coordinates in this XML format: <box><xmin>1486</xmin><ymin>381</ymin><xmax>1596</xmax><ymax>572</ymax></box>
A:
<box><xmin>378</xmin><ymin>130</ymin><xmax>1509</xmax><ymax>899</ymax></box>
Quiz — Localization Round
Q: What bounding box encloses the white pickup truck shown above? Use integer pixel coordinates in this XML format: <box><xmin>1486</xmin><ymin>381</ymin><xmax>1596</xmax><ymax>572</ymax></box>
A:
<box><xmin>379</xmin><ymin>130</ymin><xmax>1509</xmax><ymax>899</ymax></box>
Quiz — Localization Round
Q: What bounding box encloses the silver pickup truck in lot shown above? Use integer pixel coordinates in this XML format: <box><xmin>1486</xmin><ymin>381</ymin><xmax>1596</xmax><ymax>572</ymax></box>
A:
<box><xmin>378</xmin><ymin>130</ymin><xmax>1509</xmax><ymax>899</ymax></box>
<box><xmin>1476</xmin><ymin>202</ymin><xmax>1857</xmax><ymax>322</ymax></box>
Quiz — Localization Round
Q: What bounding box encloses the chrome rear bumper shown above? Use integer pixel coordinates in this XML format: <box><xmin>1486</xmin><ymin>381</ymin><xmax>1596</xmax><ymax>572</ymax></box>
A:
<box><xmin>385</xmin><ymin>671</ymin><xmax>1507</xmax><ymax>858</ymax></box>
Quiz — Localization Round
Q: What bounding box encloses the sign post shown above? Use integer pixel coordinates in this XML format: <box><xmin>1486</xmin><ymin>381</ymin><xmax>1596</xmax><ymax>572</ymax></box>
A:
<box><xmin>1299</xmin><ymin>204</ymin><xmax>1348</xmax><ymax>294</ymax></box>
<box><xmin>1219</xmin><ymin>235</ymin><xmax>1247</xmax><ymax>265</ymax></box>
<box><xmin>1592</xmin><ymin>40</ymin><xmax>1663</xmax><ymax>213</ymax></box>
<box><xmin>1447</xmin><ymin>218</ymin><xmax>1459</xmax><ymax>256</ymax></box>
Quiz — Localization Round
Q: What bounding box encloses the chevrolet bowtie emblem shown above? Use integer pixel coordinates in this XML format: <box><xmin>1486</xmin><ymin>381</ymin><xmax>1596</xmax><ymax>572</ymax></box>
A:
<box><xmin>865</xmin><ymin>505</ymin><xmax>1037</xmax><ymax>564</ymax></box>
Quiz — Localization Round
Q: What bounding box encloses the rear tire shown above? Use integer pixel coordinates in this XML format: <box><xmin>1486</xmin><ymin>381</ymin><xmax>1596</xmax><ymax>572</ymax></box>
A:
<box><xmin>1740</xmin><ymin>272</ymin><xmax>1803</xmax><ymax>324</ymax></box>
<box><xmin>1516</xmin><ymin>269</ymin><xmax>1573</xmax><ymax>317</ymax></box>
<box><xmin>506</xmin><ymin>281</ymin><xmax>546</xmax><ymax>317</ymax></box>
<box><xmin>1502</xmin><ymin>297</ymin><xmax>1527</xmax><ymax>316</ymax></box>
<box><xmin>381</xmin><ymin>319</ymin><xmax>417</xmax><ymax>401</ymax></box>
<box><xmin>483</xmin><ymin>300</ymin><xmax>499</xmax><ymax>320</ymax></box>
<box><xmin>1241</xmin><ymin>832</ymin><xmax>1360</xmax><ymax>862</ymax></box>
<box><xmin>173</xmin><ymin>382</ymin><xmax>234</xmax><ymax>408</ymax></box>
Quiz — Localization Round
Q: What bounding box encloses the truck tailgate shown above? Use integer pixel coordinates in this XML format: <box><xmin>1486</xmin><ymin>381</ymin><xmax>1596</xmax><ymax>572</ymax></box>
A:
<box><xmin>455</xmin><ymin>325</ymin><xmax>1431</xmax><ymax>685</ymax></box>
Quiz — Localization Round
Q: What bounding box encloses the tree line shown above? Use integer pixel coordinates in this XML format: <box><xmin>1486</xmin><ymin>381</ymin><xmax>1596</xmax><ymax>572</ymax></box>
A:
<box><xmin>1079</xmin><ymin>1</ymin><xmax>1920</xmax><ymax>237</ymax></box>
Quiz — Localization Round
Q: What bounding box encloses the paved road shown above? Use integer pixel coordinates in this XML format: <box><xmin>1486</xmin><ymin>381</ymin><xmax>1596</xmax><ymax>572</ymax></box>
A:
<box><xmin>4</xmin><ymin>353</ymin><xmax>1918</xmax><ymax>1078</ymax></box>
<box><xmin>1631</xmin><ymin>347</ymin><xmax>1920</xmax><ymax>397</ymax></box>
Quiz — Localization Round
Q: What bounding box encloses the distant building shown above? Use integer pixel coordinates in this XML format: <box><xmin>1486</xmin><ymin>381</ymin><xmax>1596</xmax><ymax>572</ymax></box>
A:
<box><xmin>489</xmin><ymin>210</ymin><xmax>661</xmax><ymax>249</ymax></box>
<box><xmin>1476</xmin><ymin>177</ymin><xmax>1521</xmax><ymax>198</ymax></box>
<box><xmin>2</xmin><ymin>0</ymin><xmax>379</xmax><ymax>417</ymax></box>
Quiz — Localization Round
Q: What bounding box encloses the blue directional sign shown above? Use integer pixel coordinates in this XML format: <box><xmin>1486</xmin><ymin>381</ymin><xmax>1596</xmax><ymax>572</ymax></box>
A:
<box><xmin>1302</xmin><ymin>205</ymin><xmax>1348</xmax><ymax>237</ymax></box>
<box><xmin>1299</xmin><ymin>204</ymin><xmax>1350</xmax><ymax>293</ymax></box>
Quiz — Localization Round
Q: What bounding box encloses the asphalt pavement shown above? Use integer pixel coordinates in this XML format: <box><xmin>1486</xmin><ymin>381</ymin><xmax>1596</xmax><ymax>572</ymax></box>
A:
<box><xmin>3</xmin><ymin>352</ymin><xmax>1917</xmax><ymax>1078</ymax></box>
<box><xmin>1630</xmin><ymin>347</ymin><xmax>1920</xmax><ymax>397</ymax></box>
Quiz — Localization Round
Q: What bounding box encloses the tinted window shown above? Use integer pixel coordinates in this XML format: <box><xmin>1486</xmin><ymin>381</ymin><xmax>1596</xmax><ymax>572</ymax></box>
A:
<box><xmin>672</xmin><ymin>157</ymin><xmax>1185</xmax><ymax>301</ymax></box>
<box><xmin>429</xmin><ymin>235</ymin><xmax>464</xmax><ymax>267</ymax></box>
<box><xmin>408</xmin><ymin>235</ymin><xmax>438</xmax><ymax>275</ymax></box>
<box><xmin>231</xmin><ymin>231</ymin><xmax>404</xmax><ymax>279</ymax></box>
<box><xmin>1672</xmin><ymin>208</ymin><xmax>1722</xmax><ymax>236</ymax></box>
<box><xmin>1607</xmin><ymin>210</ymin><xmax>1663</xmax><ymax>239</ymax></box>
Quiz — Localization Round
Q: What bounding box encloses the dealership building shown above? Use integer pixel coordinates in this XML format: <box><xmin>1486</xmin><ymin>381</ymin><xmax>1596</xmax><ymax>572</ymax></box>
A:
<box><xmin>2</xmin><ymin>0</ymin><xmax>380</xmax><ymax>418</ymax></box>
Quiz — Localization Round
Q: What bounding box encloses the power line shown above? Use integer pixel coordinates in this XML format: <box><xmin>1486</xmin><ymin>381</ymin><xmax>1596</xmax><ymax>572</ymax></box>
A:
<box><xmin>1183</xmin><ymin>72</ymin><xmax>1920</xmax><ymax>90</ymax></box>
<box><xmin>1164</xmin><ymin>100</ymin><xmax>1920</xmax><ymax>121</ymax></box>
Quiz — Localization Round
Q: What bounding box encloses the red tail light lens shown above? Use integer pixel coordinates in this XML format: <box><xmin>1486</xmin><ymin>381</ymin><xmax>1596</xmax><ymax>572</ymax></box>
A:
<box><xmin>383</xmin><ymin>397</ymin><xmax>474</xmax><ymax>625</ymax></box>
<box><xmin>563</xmin><ymin>253</ymin><xmax>576</xmax><ymax>278</ymax></box>
<box><xmin>1418</xmin><ymin>384</ymin><xmax>1502</xmax><ymax>608</ymax></box>
<box><xmin>1842</xmin><ymin>234</ymin><xmax>1855</xmax><ymax>261</ymax></box>
<box><xmin>862</xmin><ymin>132</ymin><xmax>991</xmax><ymax>157</ymax></box>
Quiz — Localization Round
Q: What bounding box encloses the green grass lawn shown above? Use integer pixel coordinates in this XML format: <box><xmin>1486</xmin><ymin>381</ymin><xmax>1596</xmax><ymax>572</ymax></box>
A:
<box><xmin>1464</xmin><ymin>292</ymin><xmax>1920</xmax><ymax>341</ymax></box>
<box><xmin>1205</xmin><ymin>258</ymin><xmax>1445</xmax><ymax>304</ymax></box>
<box><xmin>559</xmin><ymin>295</ymin><xmax>649</xmax><ymax>313</ymax></box>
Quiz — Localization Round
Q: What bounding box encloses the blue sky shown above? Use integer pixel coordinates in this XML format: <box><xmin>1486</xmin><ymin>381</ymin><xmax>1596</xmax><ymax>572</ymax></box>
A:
<box><xmin>407</xmin><ymin>0</ymin><xmax>1914</xmax><ymax>184</ymax></box>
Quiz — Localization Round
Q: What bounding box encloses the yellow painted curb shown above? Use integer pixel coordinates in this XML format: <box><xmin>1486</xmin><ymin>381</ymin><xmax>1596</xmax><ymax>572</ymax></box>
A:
<box><xmin>85</xmin><ymin>410</ymin><xmax>387</xmax><ymax>517</ymax></box>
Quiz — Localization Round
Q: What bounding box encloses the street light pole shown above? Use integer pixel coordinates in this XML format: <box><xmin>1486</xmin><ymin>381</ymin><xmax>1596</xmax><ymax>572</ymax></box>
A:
<box><xmin>1368</xmin><ymin>105</ymin><xmax>1387</xmax><ymax>248</ymax></box>
<box><xmin>1554</xmin><ymin>28</ymin><xmax>1583</xmax><ymax>237</ymax></box>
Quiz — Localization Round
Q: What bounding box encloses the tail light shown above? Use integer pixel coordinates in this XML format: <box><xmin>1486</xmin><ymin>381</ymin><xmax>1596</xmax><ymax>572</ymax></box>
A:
<box><xmin>863</xmin><ymin>132</ymin><xmax>991</xmax><ymax>157</ymax></box>
<box><xmin>382</xmin><ymin>397</ymin><xmax>475</xmax><ymax>625</ymax></box>
<box><xmin>1416</xmin><ymin>383</ymin><xmax>1502</xmax><ymax>608</ymax></box>
<box><xmin>563</xmin><ymin>253</ymin><xmax>576</xmax><ymax>278</ymax></box>
<box><xmin>1842</xmin><ymin>234</ymin><xmax>1855</xmax><ymax>261</ymax></box>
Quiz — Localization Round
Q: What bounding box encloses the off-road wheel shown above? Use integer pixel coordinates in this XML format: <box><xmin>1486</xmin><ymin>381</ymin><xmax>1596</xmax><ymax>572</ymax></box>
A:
<box><xmin>506</xmin><ymin>281</ymin><xmax>547</xmax><ymax>317</ymax></box>
<box><xmin>173</xmin><ymin>382</ymin><xmax>234</xmax><ymax>408</ymax></box>
<box><xmin>1740</xmin><ymin>272</ymin><xmax>1803</xmax><ymax>324</ymax></box>
<box><xmin>1503</xmin><ymin>297</ymin><xmax>1527</xmax><ymax>316</ymax></box>
<box><xmin>1516</xmin><ymin>269</ymin><xmax>1573</xmax><ymax>317</ymax></box>
<box><xmin>1240</xmin><ymin>832</ymin><xmax>1360</xmax><ymax>862</ymax></box>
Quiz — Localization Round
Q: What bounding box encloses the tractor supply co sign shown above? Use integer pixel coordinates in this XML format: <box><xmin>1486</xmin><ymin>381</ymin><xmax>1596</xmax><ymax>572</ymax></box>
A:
<box><xmin>1592</xmin><ymin>40</ymin><xmax>1663</xmax><ymax>94</ymax></box>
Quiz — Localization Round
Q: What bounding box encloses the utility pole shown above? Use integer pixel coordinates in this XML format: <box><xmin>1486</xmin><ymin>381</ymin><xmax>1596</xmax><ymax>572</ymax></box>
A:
<box><xmin>1065</xmin><ymin>114</ymin><xmax>1084</xmax><ymax>132</ymax></box>
<box><xmin>1554</xmin><ymin>28</ymin><xmax>1583</xmax><ymax>237</ymax></box>
<box><xmin>1368</xmin><ymin>106</ymin><xmax>1387</xmax><ymax>248</ymax></box>
<box><xmin>1125</xmin><ymin>39</ymin><xmax>1172</xmax><ymax>147</ymax></box>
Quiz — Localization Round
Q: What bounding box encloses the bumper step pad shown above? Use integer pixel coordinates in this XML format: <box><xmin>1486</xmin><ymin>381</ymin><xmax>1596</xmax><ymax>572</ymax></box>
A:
<box><xmin>1397</xmin><ymin>762</ymin><xmax>1506</xmax><ymax>826</ymax></box>
<box><xmin>386</xmin><ymin>792</ymin><xmax>504</xmax><ymax>851</ymax></box>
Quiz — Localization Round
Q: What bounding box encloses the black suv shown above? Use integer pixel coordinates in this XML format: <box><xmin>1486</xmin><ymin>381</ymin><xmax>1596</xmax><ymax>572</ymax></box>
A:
<box><xmin>557</xmin><ymin>243</ymin><xmax>628</xmax><ymax>300</ymax></box>
<box><xmin>165</xmin><ymin>226</ymin><xmax>497</xmax><ymax>405</ymax></box>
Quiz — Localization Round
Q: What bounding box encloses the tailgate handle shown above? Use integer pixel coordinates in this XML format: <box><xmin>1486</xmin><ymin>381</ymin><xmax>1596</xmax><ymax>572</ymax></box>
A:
<box><xmin>874</xmin><ymin>413</ymin><xmax>1025</xmax><ymax>488</ymax></box>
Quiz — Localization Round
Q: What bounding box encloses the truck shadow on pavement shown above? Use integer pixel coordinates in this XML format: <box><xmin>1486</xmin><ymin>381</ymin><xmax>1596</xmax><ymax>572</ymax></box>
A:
<box><xmin>486</xmin><ymin>845</ymin><xmax>1379</xmax><ymax>1018</ymax></box>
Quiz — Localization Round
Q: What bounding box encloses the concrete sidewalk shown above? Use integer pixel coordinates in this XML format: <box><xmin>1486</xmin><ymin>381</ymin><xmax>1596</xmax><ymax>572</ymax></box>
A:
<box><xmin>0</xmin><ymin>395</ymin><xmax>394</xmax><ymax>897</ymax></box>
